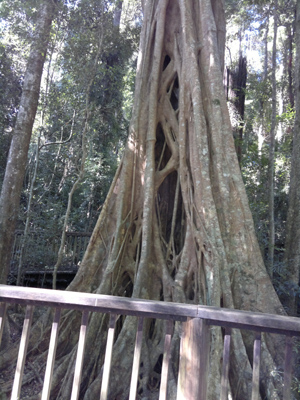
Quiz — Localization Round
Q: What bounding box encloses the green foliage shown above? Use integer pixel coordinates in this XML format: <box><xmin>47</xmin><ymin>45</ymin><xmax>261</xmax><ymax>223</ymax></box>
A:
<box><xmin>242</xmin><ymin>131</ymin><xmax>291</xmax><ymax>265</ymax></box>
<box><xmin>32</xmin><ymin>0</ymin><xmax>140</xmax><ymax>234</ymax></box>
<box><xmin>276</xmin><ymin>104</ymin><xmax>295</xmax><ymax>126</ymax></box>
<box><xmin>226</xmin><ymin>0</ymin><xmax>299</xmax><ymax>309</ymax></box>
<box><xmin>10</xmin><ymin>0</ymin><xmax>139</xmax><ymax>237</ymax></box>
<box><xmin>0</xmin><ymin>0</ymin><xmax>141</xmax><ymax>278</ymax></box>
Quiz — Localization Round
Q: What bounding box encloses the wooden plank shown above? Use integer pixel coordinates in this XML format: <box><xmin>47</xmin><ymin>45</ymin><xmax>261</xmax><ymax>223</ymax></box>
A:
<box><xmin>251</xmin><ymin>332</ymin><xmax>261</xmax><ymax>400</ymax></box>
<box><xmin>66</xmin><ymin>232</ymin><xmax>92</xmax><ymax>237</ymax></box>
<box><xmin>25</xmin><ymin>271</ymin><xmax>76</xmax><ymax>275</ymax></box>
<box><xmin>0</xmin><ymin>285</ymin><xmax>195</xmax><ymax>321</ymax></box>
<box><xmin>1</xmin><ymin>285</ymin><xmax>300</xmax><ymax>336</ymax></box>
<box><xmin>283</xmin><ymin>334</ymin><xmax>293</xmax><ymax>400</ymax></box>
<box><xmin>71</xmin><ymin>310</ymin><xmax>90</xmax><ymax>400</ymax></box>
<box><xmin>129</xmin><ymin>317</ymin><xmax>144</xmax><ymax>400</ymax></box>
<box><xmin>177</xmin><ymin>318</ymin><xmax>209</xmax><ymax>400</ymax></box>
<box><xmin>220</xmin><ymin>328</ymin><xmax>231</xmax><ymax>400</ymax></box>
<box><xmin>197</xmin><ymin>309</ymin><xmax>300</xmax><ymax>336</ymax></box>
<box><xmin>100</xmin><ymin>314</ymin><xmax>117</xmax><ymax>400</ymax></box>
<box><xmin>159</xmin><ymin>319</ymin><xmax>173</xmax><ymax>400</ymax></box>
<box><xmin>11</xmin><ymin>305</ymin><xmax>34</xmax><ymax>400</ymax></box>
<box><xmin>0</xmin><ymin>302</ymin><xmax>7</xmax><ymax>347</ymax></box>
<box><xmin>41</xmin><ymin>308</ymin><xmax>62</xmax><ymax>400</ymax></box>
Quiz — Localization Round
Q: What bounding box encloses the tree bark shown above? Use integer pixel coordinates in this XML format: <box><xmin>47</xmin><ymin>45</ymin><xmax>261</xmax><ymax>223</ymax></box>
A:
<box><xmin>0</xmin><ymin>1</ymin><xmax>286</xmax><ymax>399</ymax></box>
<box><xmin>0</xmin><ymin>0</ymin><xmax>57</xmax><ymax>284</ymax></box>
<box><xmin>284</xmin><ymin>0</ymin><xmax>300</xmax><ymax>316</ymax></box>
<box><xmin>225</xmin><ymin>55</ymin><xmax>247</xmax><ymax>166</ymax></box>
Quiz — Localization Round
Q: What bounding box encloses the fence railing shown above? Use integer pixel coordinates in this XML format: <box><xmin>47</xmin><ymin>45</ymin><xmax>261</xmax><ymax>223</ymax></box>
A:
<box><xmin>11</xmin><ymin>231</ymin><xmax>91</xmax><ymax>270</ymax></box>
<box><xmin>10</xmin><ymin>232</ymin><xmax>92</xmax><ymax>287</ymax></box>
<box><xmin>0</xmin><ymin>285</ymin><xmax>300</xmax><ymax>400</ymax></box>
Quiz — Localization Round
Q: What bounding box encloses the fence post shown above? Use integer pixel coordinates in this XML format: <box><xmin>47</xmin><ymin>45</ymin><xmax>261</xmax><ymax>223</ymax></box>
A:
<box><xmin>177</xmin><ymin>318</ymin><xmax>209</xmax><ymax>400</ymax></box>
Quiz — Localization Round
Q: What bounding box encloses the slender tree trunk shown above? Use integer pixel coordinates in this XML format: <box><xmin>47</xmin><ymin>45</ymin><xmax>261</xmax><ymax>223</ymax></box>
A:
<box><xmin>263</xmin><ymin>14</ymin><xmax>269</xmax><ymax>82</ymax></box>
<box><xmin>287</xmin><ymin>23</ymin><xmax>295</xmax><ymax>109</ymax></box>
<box><xmin>0</xmin><ymin>0</ymin><xmax>57</xmax><ymax>284</ymax></box>
<box><xmin>0</xmin><ymin>1</ymin><xmax>286</xmax><ymax>399</ymax></box>
<box><xmin>16</xmin><ymin>32</ymin><xmax>60</xmax><ymax>286</ymax></box>
<box><xmin>226</xmin><ymin>55</ymin><xmax>247</xmax><ymax>166</ymax></box>
<box><xmin>113</xmin><ymin>0</ymin><xmax>123</xmax><ymax>27</ymax></box>
<box><xmin>255</xmin><ymin>15</ymin><xmax>269</xmax><ymax>242</ymax></box>
<box><xmin>267</xmin><ymin>2</ymin><xmax>278</xmax><ymax>279</ymax></box>
<box><xmin>52</xmin><ymin>29</ymin><xmax>104</xmax><ymax>289</ymax></box>
<box><xmin>16</xmin><ymin>136</ymin><xmax>41</xmax><ymax>286</ymax></box>
<box><xmin>284</xmin><ymin>0</ymin><xmax>300</xmax><ymax>316</ymax></box>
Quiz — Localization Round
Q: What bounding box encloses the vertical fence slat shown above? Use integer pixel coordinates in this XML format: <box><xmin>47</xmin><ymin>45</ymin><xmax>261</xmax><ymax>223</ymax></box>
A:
<box><xmin>0</xmin><ymin>302</ymin><xmax>7</xmax><ymax>346</ymax></box>
<box><xmin>159</xmin><ymin>319</ymin><xmax>173</xmax><ymax>400</ymax></box>
<box><xmin>41</xmin><ymin>308</ymin><xmax>62</xmax><ymax>400</ymax></box>
<box><xmin>251</xmin><ymin>332</ymin><xmax>261</xmax><ymax>400</ymax></box>
<box><xmin>129</xmin><ymin>317</ymin><xmax>144</xmax><ymax>400</ymax></box>
<box><xmin>177</xmin><ymin>318</ymin><xmax>209</xmax><ymax>400</ymax></box>
<box><xmin>71</xmin><ymin>310</ymin><xmax>90</xmax><ymax>400</ymax></box>
<box><xmin>283</xmin><ymin>334</ymin><xmax>293</xmax><ymax>400</ymax></box>
<box><xmin>100</xmin><ymin>313</ymin><xmax>117</xmax><ymax>400</ymax></box>
<box><xmin>221</xmin><ymin>328</ymin><xmax>231</xmax><ymax>400</ymax></box>
<box><xmin>11</xmin><ymin>305</ymin><xmax>34</xmax><ymax>400</ymax></box>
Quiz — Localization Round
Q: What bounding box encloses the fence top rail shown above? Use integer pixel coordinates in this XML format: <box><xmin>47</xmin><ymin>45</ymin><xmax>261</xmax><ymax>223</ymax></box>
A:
<box><xmin>0</xmin><ymin>285</ymin><xmax>299</xmax><ymax>336</ymax></box>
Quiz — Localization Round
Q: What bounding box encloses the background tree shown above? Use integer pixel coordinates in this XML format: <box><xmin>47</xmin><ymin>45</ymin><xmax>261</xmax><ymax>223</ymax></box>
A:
<box><xmin>0</xmin><ymin>0</ymin><xmax>57</xmax><ymax>284</ymax></box>
<box><xmin>284</xmin><ymin>0</ymin><xmax>300</xmax><ymax>316</ymax></box>
<box><xmin>226</xmin><ymin>0</ymin><xmax>297</xmax><ymax>304</ymax></box>
<box><xmin>0</xmin><ymin>0</ymin><xmax>141</xmax><ymax>284</ymax></box>
<box><xmin>224</xmin><ymin>54</ymin><xmax>247</xmax><ymax>165</ymax></box>
<box><xmin>267</xmin><ymin>0</ymin><xmax>278</xmax><ymax>278</ymax></box>
<box><xmin>0</xmin><ymin>43</ymin><xmax>22</xmax><ymax>180</ymax></box>
<box><xmin>52</xmin><ymin>3</ymin><xmax>105</xmax><ymax>289</ymax></box>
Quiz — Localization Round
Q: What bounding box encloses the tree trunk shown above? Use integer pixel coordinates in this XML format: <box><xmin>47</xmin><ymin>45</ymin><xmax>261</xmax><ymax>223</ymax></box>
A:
<box><xmin>0</xmin><ymin>1</ymin><xmax>286</xmax><ymax>399</ymax></box>
<box><xmin>287</xmin><ymin>23</ymin><xmax>295</xmax><ymax>109</ymax></box>
<box><xmin>263</xmin><ymin>14</ymin><xmax>269</xmax><ymax>82</ymax></box>
<box><xmin>284</xmin><ymin>0</ymin><xmax>300</xmax><ymax>316</ymax></box>
<box><xmin>267</xmin><ymin>2</ymin><xmax>278</xmax><ymax>279</ymax></box>
<box><xmin>113</xmin><ymin>0</ymin><xmax>123</xmax><ymax>28</ymax></box>
<box><xmin>0</xmin><ymin>0</ymin><xmax>57</xmax><ymax>284</ymax></box>
<box><xmin>225</xmin><ymin>55</ymin><xmax>247</xmax><ymax>166</ymax></box>
<box><xmin>16</xmin><ymin>136</ymin><xmax>41</xmax><ymax>286</ymax></box>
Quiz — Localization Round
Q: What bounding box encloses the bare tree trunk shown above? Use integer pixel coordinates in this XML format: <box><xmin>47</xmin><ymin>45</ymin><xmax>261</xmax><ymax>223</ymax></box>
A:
<box><xmin>263</xmin><ymin>14</ymin><xmax>269</xmax><ymax>82</ymax></box>
<box><xmin>113</xmin><ymin>0</ymin><xmax>123</xmax><ymax>27</ymax></box>
<box><xmin>284</xmin><ymin>0</ymin><xmax>300</xmax><ymax>316</ymax></box>
<box><xmin>52</xmin><ymin>27</ymin><xmax>104</xmax><ymax>289</ymax></box>
<box><xmin>258</xmin><ymin>12</ymin><xmax>269</xmax><ymax>153</ymax></box>
<box><xmin>267</xmin><ymin>2</ymin><xmax>278</xmax><ymax>279</ymax></box>
<box><xmin>286</xmin><ymin>22</ymin><xmax>295</xmax><ymax>109</ymax></box>
<box><xmin>255</xmin><ymin>13</ymin><xmax>269</xmax><ymax>233</ymax></box>
<box><xmin>16</xmin><ymin>136</ymin><xmax>41</xmax><ymax>286</ymax></box>
<box><xmin>0</xmin><ymin>0</ymin><xmax>57</xmax><ymax>284</ymax></box>
<box><xmin>0</xmin><ymin>1</ymin><xmax>286</xmax><ymax>399</ymax></box>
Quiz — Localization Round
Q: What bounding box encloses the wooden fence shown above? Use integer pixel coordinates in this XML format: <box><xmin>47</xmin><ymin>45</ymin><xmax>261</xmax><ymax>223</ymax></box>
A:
<box><xmin>0</xmin><ymin>285</ymin><xmax>300</xmax><ymax>400</ymax></box>
<box><xmin>10</xmin><ymin>232</ymin><xmax>92</xmax><ymax>287</ymax></box>
<box><xmin>11</xmin><ymin>231</ymin><xmax>91</xmax><ymax>269</ymax></box>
